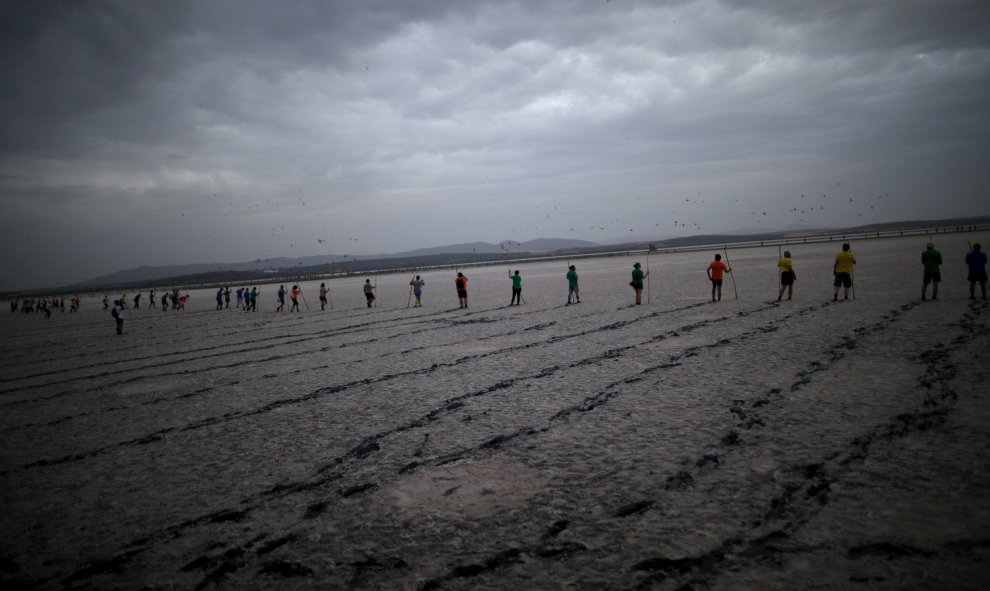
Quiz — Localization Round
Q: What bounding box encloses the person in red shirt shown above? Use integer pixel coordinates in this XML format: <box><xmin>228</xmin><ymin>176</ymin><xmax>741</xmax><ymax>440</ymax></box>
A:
<box><xmin>706</xmin><ymin>253</ymin><xmax>731</xmax><ymax>302</ymax></box>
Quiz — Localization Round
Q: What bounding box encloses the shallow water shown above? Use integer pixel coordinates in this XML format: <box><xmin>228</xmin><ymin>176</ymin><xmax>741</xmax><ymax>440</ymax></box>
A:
<box><xmin>1</xmin><ymin>234</ymin><xmax>988</xmax><ymax>590</ymax></box>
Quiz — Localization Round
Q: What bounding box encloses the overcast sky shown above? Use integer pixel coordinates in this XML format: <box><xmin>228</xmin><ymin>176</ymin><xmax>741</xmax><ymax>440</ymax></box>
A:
<box><xmin>2</xmin><ymin>0</ymin><xmax>988</xmax><ymax>291</ymax></box>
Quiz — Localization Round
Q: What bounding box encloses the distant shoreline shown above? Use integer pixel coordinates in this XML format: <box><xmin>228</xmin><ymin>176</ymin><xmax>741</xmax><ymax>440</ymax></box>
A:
<box><xmin>4</xmin><ymin>216</ymin><xmax>988</xmax><ymax>298</ymax></box>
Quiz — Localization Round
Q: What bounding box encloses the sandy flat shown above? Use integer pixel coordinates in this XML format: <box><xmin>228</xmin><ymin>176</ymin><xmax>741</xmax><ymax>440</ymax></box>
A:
<box><xmin>1</xmin><ymin>234</ymin><xmax>988</xmax><ymax>590</ymax></box>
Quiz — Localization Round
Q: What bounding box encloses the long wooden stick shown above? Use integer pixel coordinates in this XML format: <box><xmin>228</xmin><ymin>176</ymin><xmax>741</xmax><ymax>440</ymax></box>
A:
<box><xmin>406</xmin><ymin>274</ymin><xmax>415</xmax><ymax>308</ymax></box>
<box><xmin>647</xmin><ymin>250</ymin><xmax>652</xmax><ymax>304</ymax></box>
<box><xmin>723</xmin><ymin>246</ymin><xmax>738</xmax><ymax>300</ymax></box>
<box><xmin>777</xmin><ymin>245</ymin><xmax>782</xmax><ymax>293</ymax></box>
<box><xmin>374</xmin><ymin>277</ymin><xmax>378</xmax><ymax>308</ymax></box>
<box><xmin>850</xmin><ymin>243</ymin><xmax>856</xmax><ymax>300</ymax></box>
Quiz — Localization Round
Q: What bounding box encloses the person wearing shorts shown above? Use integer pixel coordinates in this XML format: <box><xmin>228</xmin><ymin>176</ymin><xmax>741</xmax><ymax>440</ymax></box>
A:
<box><xmin>566</xmin><ymin>265</ymin><xmax>579</xmax><ymax>304</ymax></box>
<box><xmin>966</xmin><ymin>243</ymin><xmax>988</xmax><ymax>300</ymax></box>
<box><xmin>364</xmin><ymin>279</ymin><xmax>376</xmax><ymax>307</ymax></box>
<box><xmin>290</xmin><ymin>285</ymin><xmax>301</xmax><ymax>312</ymax></box>
<box><xmin>455</xmin><ymin>273</ymin><xmax>468</xmax><ymax>308</ymax></box>
<box><xmin>777</xmin><ymin>251</ymin><xmax>796</xmax><ymax>301</ymax></box>
<box><xmin>921</xmin><ymin>242</ymin><xmax>942</xmax><ymax>301</ymax></box>
<box><xmin>410</xmin><ymin>276</ymin><xmax>425</xmax><ymax>307</ymax></box>
<box><xmin>707</xmin><ymin>254</ymin><xmax>730</xmax><ymax>302</ymax></box>
<box><xmin>319</xmin><ymin>283</ymin><xmax>329</xmax><ymax>310</ymax></box>
<box><xmin>833</xmin><ymin>243</ymin><xmax>856</xmax><ymax>301</ymax></box>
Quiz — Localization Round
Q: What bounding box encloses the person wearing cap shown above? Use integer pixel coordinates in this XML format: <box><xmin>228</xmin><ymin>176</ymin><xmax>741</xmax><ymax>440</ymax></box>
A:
<box><xmin>631</xmin><ymin>262</ymin><xmax>648</xmax><ymax>305</ymax></box>
<box><xmin>921</xmin><ymin>242</ymin><xmax>942</xmax><ymax>301</ymax></box>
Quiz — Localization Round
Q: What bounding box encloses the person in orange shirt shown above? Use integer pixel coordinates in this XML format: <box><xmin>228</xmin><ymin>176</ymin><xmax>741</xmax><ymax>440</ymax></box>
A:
<box><xmin>455</xmin><ymin>272</ymin><xmax>468</xmax><ymax>308</ymax></box>
<box><xmin>290</xmin><ymin>285</ymin><xmax>301</xmax><ymax>312</ymax></box>
<box><xmin>707</xmin><ymin>253</ymin><xmax>731</xmax><ymax>302</ymax></box>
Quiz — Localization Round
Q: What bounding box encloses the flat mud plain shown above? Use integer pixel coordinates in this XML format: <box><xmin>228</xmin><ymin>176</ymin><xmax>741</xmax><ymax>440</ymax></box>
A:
<box><xmin>1</xmin><ymin>234</ymin><xmax>988</xmax><ymax>590</ymax></box>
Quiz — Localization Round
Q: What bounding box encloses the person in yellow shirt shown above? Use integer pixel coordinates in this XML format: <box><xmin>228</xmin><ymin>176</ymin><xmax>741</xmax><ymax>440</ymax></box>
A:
<box><xmin>777</xmin><ymin>251</ymin><xmax>795</xmax><ymax>301</ymax></box>
<box><xmin>833</xmin><ymin>243</ymin><xmax>856</xmax><ymax>301</ymax></box>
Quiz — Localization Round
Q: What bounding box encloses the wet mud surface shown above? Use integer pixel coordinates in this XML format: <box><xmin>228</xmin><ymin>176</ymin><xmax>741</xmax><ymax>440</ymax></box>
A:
<box><xmin>1</xmin><ymin>235</ymin><xmax>988</xmax><ymax>589</ymax></box>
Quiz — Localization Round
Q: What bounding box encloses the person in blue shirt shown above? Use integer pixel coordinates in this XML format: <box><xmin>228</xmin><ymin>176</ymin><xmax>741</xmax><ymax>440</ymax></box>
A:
<box><xmin>966</xmin><ymin>243</ymin><xmax>988</xmax><ymax>300</ymax></box>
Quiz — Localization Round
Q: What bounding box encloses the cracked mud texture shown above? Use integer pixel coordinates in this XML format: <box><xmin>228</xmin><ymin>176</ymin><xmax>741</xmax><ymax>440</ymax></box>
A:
<box><xmin>1</xmin><ymin>234</ymin><xmax>988</xmax><ymax>590</ymax></box>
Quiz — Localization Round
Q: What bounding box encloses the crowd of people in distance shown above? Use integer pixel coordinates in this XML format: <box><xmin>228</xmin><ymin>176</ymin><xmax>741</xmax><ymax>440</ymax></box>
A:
<box><xmin>10</xmin><ymin>295</ymin><xmax>81</xmax><ymax>317</ymax></box>
<box><xmin>6</xmin><ymin>240</ymin><xmax>987</xmax><ymax>337</ymax></box>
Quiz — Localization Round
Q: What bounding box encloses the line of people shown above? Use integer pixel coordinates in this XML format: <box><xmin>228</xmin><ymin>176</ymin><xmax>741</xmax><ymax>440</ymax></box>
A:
<box><xmin>16</xmin><ymin>240</ymin><xmax>988</xmax><ymax>336</ymax></box>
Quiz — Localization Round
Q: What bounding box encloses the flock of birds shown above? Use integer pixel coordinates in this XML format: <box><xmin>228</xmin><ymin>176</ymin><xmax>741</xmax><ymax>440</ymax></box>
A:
<box><xmin>178</xmin><ymin>183</ymin><xmax>894</xmax><ymax>266</ymax></box>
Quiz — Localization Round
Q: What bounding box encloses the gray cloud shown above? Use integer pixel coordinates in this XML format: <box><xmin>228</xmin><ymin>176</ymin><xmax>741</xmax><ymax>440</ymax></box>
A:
<box><xmin>1</xmin><ymin>0</ymin><xmax>988</xmax><ymax>290</ymax></box>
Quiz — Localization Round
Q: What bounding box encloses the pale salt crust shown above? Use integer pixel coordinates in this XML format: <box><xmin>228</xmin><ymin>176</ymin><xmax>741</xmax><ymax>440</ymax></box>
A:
<box><xmin>0</xmin><ymin>234</ymin><xmax>987</xmax><ymax>590</ymax></box>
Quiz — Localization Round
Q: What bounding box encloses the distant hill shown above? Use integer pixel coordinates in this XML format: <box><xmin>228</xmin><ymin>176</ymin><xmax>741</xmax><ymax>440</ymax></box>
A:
<box><xmin>74</xmin><ymin>237</ymin><xmax>600</xmax><ymax>287</ymax></box>
<box><xmin>40</xmin><ymin>216</ymin><xmax>986</xmax><ymax>294</ymax></box>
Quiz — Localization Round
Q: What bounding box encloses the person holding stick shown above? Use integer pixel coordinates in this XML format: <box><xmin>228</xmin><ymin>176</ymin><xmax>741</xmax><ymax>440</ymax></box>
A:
<box><xmin>777</xmin><ymin>250</ymin><xmax>796</xmax><ymax>301</ymax></box>
<box><xmin>921</xmin><ymin>242</ymin><xmax>942</xmax><ymax>301</ymax></box>
<box><xmin>509</xmin><ymin>269</ymin><xmax>522</xmax><ymax>305</ymax></box>
<box><xmin>290</xmin><ymin>285</ymin><xmax>301</xmax><ymax>311</ymax></box>
<box><xmin>455</xmin><ymin>272</ymin><xmax>468</xmax><ymax>308</ymax></box>
<box><xmin>966</xmin><ymin>242</ymin><xmax>988</xmax><ymax>300</ymax></box>
<box><xmin>706</xmin><ymin>253</ymin><xmax>731</xmax><ymax>302</ymax></box>
<box><xmin>631</xmin><ymin>262</ymin><xmax>648</xmax><ymax>305</ymax></box>
<box><xmin>363</xmin><ymin>279</ymin><xmax>376</xmax><ymax>308</ymax></box>
<box><xmin>566</xmin><ymin>265</ymin><xmax>580</xmax><ymax>305</ymax></box>
<box><xmin>833</xmin><ymin>243</ymin><xmax>856</xmax><ymax>301</ymax></box>
<box><xmin>410</xmin><ymin>275</ymin><xmax>425</xmax><ymax>307</ymax></box>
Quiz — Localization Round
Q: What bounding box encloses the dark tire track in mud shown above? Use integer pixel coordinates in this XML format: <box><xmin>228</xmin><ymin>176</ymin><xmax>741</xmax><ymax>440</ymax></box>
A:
<box><xmin>0</xmin><ymin>303</ymin><xmax>549</xmax><ymax>392</ymax></box>
<box><xmin>0</xmin><ymin>302</ymin><xmax>567</xmax><ymax>410</ymax></box>
<box><xmin>1</xmin><ymin>301</ymin><xmax>712</xmax><ymax>459</ymax></box>
<box><xmin>624</xmin><ymin>301</ymin><xmax>988</xmax><ymax>590</ymax></box>
<box><xmin>3</xmin><ymin>301</ymin><xmax>733</xmax><ymax>473</ymax></box>
<box><xmin>6</xmin><ymin>293</ymin><xmax>987</xmax><ymax>590</ymax></box>
<box><xmin>51</xmin><ymin>301</ymin><xmax>820</xmax><ymax>589</ymax></box>
<box><xmin>371</xmin><ymin>299</ymin><xmax>981</xmax><ymax>590</ymax></box>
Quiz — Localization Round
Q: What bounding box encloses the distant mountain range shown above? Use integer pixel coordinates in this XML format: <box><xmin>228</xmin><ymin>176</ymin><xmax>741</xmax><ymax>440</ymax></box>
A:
<box><xmin>54</xmin><ymin>215</ymin><xmax>990</xmax><ymax>293</ymax></box>
<box><xmin>77</xmin><ymin>238</ymin><xmax>600</xmax><ymax>287</ymax></box>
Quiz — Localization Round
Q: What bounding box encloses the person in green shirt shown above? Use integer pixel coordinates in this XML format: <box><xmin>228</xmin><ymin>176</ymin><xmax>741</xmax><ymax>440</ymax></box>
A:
<box><xmin>509</xmin><ymin>270</ymin><xmax>522</xmax><ymax>305</ymax></box>
<box><xmin>631</xmin><ymin>262</ymin><xmax>648</xmax><ymax>305</ymax></box>
<box><xmin>921</xmin><ymin>242</ymin><xmax>942</xmax><ymax>301</ymax></box>
<box><xmin>566</xmin><ymin>265</ymin><xmax>580</xmax><ymax>305</ymax></box>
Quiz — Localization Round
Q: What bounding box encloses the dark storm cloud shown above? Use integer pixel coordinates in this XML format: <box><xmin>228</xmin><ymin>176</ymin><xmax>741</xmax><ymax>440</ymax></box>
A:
<box><xmin>1</xmin><ymin>0</ymin><xmax>989</xmax><ymax>291</ymax></box>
